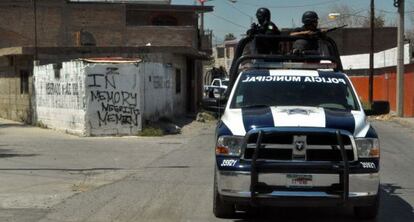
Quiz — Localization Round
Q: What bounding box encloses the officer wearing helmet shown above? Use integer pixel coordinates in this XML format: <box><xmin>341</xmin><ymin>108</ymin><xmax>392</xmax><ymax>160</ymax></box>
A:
<box><xmin>247</xmin><ymin>8</ymin><xmax>280</xmax><ymax>36</ymax></box>
<box><xmin>291</xmin><ymin>11</ymin><xmax>323</xmax><ymax>53</ymax></box>
<box><xmin>291</xmin><ymin>11</ymin><xmax>321</xmax><ymax>36</ymax></box>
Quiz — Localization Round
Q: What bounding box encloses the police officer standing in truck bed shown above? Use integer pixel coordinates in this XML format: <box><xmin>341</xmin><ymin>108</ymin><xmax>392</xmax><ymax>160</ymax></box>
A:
<box><xmin>247</xmin><ymin>8</ymin><xmax>280</xmax><ymax>36</ymax></box>
<box><xmin>290</xmin><ymin>11</ymin><xmax>323</xmax><ymax>53</ymax></box>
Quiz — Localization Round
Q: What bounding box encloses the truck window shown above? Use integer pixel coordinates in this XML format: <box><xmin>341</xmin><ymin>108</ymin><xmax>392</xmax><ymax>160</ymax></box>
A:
<box><xmin>231</xmin><ymin>73</ymin><xmax>360</xmax><ymax>111</ymax></box>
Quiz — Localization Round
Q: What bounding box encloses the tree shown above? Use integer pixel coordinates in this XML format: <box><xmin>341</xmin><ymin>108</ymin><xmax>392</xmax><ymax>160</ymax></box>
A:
<box><xmin>320</xmin><ymin>4</ymin><xmax>387</xmax><ymax>28</ymax></box>
<box><xmin>361</xmin><ymin>12</ymin><xmax>386</xmax><ymax>28</ymax></box>
<box><xmin>320</xmin><ymin>4</ymin><xmax>365</xmax><ymax>28</ymax></box>
<box><xmin>224</xmin><ymin>33</ymin><xmax>236</xmax><ymax>41</ymax></box>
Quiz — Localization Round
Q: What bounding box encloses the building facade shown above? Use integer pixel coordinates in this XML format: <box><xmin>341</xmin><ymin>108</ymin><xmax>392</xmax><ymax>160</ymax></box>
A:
<box><xmin>0</xmin><ymin>0</ymin><xmax>213</xmax><ymax>125</ymax></box>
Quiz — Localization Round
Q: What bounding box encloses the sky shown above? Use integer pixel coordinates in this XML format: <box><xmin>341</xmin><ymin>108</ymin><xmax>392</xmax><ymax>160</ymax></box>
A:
<box><xmin>171</xmin><ymin>0</ymin><xmax>414</xmax><ymax>43</ymax></box>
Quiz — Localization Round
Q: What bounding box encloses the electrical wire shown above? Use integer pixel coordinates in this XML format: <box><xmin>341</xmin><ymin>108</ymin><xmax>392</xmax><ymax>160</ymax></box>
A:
<box><xmin>235</xmin><ymin>0</ymin><xmax>340</xmax><ymax>9</ymax></box>
<box><xmin>210</xmin><ymin>13</ymin><xmax>249</xmax><ymax>29</ymax></box>
<box><xmin>222</xmin><ymin>0</ymin><xmax>252</xmax><ymax>20</ymax></box>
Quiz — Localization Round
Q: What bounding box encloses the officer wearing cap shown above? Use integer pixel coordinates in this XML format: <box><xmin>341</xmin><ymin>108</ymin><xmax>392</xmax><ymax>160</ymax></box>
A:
<box><xmin>247</xmin><ymin>8</ymin><xmax>280</xmax><ymax>36</ymax></box>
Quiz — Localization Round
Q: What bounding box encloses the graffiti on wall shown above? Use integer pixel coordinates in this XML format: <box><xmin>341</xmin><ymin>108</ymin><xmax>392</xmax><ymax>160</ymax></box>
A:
<box><xmin>87</xmin><ymin>67</ymin><xmax>140</xmax><ymax>127</ymax></box>
<box><xmin>45</xmin><ymin>82</ymin><xmax>80</xmax><ymax>95</ymax></box>
<box><xmin>152</xmin><ymin>75</ymin><xmax>171</xmax><ymax>89</ymax></box>
<box><xmin>36</xmin><ymin>81</ymin><xmax>84</xmax><ymax>110</ymax></box>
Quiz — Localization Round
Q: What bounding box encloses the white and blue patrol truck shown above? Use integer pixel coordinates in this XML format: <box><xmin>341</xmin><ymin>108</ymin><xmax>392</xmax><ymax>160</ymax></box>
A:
<box><xmin>213</xmin><ymin>35</ymin><xmax>389</xmax><ymax>219</ymax></box>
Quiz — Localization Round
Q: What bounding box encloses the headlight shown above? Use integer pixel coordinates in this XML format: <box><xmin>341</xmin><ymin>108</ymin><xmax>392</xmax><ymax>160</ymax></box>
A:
<box><xmin>355</xmin><ymin>138</ymin><xmax>380</xmax><ymax>158</ymax></box>
<box><xmin>216</xmin><ymin>136</ymin><xmax>244</xmax><ymax>156</ymax></box>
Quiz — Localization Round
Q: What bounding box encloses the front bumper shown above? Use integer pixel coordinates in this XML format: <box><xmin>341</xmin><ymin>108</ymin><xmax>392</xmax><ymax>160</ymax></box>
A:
<box><xmin>217</xmin><ymin>170</ymin><xmax>379</xmax><ymax>207</ymax></box>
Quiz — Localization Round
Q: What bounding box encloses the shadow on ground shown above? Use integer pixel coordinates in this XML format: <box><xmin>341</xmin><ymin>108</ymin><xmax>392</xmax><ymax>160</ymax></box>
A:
<box><xmin>0</xmin><ymin>148</ymin><xmax>38</xmax><ymax>159</ymax></box>
<box><xmin>0</xmin><ymin>123</ymin><xmax>29</xmax><ymax>128</ymax></box>
<box><xmin>226</xmin><ymin>184</ymin><xmax>413</xmax><ymax>222</ymax></box>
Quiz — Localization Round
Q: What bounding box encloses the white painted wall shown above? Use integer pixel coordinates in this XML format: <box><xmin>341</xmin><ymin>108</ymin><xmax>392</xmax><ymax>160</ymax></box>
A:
<box><xmin>140</xmin><ymin>56</ymin><xmax>187</xmax><ymax>121</ymax></box>
<box><xmin>341</xmin><ymin>43</ymin><xmax>411</xmax><ymax>70</ymax></box>
<box><xmin>33</xmin><ymin>61</ymin><xmax>87</xmax><ymax>135</ymax></box>
<box><xmin>84</xmin><ymin>63</ymin><xmax>143</xmax><ymax>136</ymax></box>
<box><xmin>34</xmin><ymin>58</ymin><xmax>187</xmax><ymax>136</ymax></box>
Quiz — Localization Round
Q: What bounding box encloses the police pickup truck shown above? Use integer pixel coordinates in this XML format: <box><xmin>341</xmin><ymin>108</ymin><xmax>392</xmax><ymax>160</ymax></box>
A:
<box><xmin>213</xmin><ymin>35</ymin><xmax>389</xmax><ymax>219</ymax></box>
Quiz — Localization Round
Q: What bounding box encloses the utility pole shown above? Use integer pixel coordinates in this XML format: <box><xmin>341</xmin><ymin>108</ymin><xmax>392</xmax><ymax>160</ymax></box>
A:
<box><xmin>33</xmin><ymin>0</ymin><xmax>38</xmax><ymax>60</ymax></box>
<box><xmin>200</xmin><ymin>0</ymin><xmax>205</xmax><ymax>35</ymax></box>
<box><xmin>368</xmin><ymin>0</ymin><xmax>374</xmax><ymax>104</ymax></box>
<box><xmin>395</xmin><ymin>0</ymin><xmax>405</xmax><ymax>117</ymax></box>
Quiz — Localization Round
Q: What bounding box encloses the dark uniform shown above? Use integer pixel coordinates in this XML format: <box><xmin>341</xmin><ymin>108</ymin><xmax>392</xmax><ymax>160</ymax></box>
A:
<box><xmin>247</xmin><ymin>8</ymin><xmax>280</xmax><ymax>36</ymax></box>
<box><xmin>291</xmin><ymin>11</ymin><xmax>321</xmax><ymax>53</ymax></box>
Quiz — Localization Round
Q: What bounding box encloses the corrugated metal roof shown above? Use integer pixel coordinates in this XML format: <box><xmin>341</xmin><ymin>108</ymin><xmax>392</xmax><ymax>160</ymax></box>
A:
<box><xmin>68</xmin><ymin>0</ymin><xmax>170</xmax><ymax>4</ymax></box>
<box><xmin>81</xmin><ymin>57</ymin><xmax>142</xmax><ymax>63</ymax></box>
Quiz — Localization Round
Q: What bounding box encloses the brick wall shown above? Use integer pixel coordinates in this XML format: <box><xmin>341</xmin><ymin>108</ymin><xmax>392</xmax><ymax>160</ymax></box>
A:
<box><xmin>0</xmin><ymin>0</ymin><xmax>197</xmax><ymax>48</ymax></box>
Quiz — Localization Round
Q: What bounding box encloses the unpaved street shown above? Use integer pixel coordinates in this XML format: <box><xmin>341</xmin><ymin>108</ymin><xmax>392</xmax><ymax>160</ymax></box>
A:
<box><xmin>0</xmin><ymin>119</ymin><xmax>413</xmax><ymax>222</ymax></box>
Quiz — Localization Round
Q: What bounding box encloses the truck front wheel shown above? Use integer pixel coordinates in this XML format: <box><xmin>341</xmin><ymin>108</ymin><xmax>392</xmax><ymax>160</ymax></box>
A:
<box><xmin>213</xmin><ymin>171</ymin><xmax>235</xmax><ymax>218</ymax></box>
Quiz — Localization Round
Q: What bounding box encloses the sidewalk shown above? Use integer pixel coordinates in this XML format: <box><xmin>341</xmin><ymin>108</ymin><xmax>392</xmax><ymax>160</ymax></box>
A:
<box><xmin>393</xmin><ymin>117</ymin><xmax>414</xmax><ymax>129</ymax></box>
<box><xmin>372</xmin><ymin>114</ymin><xmax>414</xmax><ymax>129</ymax></box>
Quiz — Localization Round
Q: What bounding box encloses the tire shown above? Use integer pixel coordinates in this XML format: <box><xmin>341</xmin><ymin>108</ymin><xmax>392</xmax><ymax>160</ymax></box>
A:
<box><xmin>213</xmin><ymin>171</ymin><xmax>235</xmax><ymax>218</ymax></box>
<box><xmin>354</xmin><ymin>192</ymin><xmax>380</xmax><ymax>220</ymax></box>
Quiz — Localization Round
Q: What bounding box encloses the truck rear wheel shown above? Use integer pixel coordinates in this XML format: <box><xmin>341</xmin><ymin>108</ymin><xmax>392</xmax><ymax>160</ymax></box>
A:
<box><xmin>213</xmin><ymin>171</ymin><xmax>235</xmax><ymax>218</ymax></box>
<box><xmin>354</xmin><ymin>192</ymin><xmax>380</xmax><ymax>219</ymax></box>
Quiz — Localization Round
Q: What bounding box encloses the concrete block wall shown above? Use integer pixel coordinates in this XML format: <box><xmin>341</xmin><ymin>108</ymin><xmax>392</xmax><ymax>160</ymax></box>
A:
<box><xmin>0</xmin><ymin>56</ymin><xmax>33</xmax><ymax>123</ymax></box>
<box><xmin>33</xmin><ymin>58</ymin><xmax>188</xmax><ymax>136</ymax></box>
<box><xmin>33</xmin><ymin>61</ymin><xmax>87</xmax><ymax>135</ymax></box>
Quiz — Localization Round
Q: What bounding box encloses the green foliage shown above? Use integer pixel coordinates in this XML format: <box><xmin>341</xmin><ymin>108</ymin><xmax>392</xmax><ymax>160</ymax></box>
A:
<box><xmin>224</xmin><ymin>33</ymin><xmax>236</xmax><ymax>41</ymax></box>
<box><xmin>138</xmin><ymin>127</ymin><xmax>164</xmax><ymax>137</ymax></box>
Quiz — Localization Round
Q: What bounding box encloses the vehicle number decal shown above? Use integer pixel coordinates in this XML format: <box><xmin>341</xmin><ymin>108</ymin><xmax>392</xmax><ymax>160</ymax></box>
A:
<box><xmin>221</xmin><ymin>159</ymin><xmax>237</xmax><ymax>167</ymax></box>
<box><xmin>361</xmin><ymin>162</ymin><xmax>376</xmax><ymax>169</ymax></box>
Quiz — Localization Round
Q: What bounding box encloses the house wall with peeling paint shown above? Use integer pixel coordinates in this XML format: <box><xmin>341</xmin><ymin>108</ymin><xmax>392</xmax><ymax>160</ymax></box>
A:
<box><xmin>33</xmin><ymin>61</ymin><xmax>87</xmax><ymax>135</ymax></box>
<box><xmin>84</xmin><ymin>63</ymin><xmax>142</xmax><ymax>136</ymax></box>
<box><xmin>33</xmin><ymin>58</ymin><xmax>188</xmax><ymax>136</ymax></box>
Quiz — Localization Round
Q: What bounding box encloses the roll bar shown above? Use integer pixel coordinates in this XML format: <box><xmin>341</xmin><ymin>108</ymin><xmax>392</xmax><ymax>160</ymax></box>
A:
<box><xmin>227</xmin><ymin>34</ymin><xmax>344</xmax><ymax>94</ymax></box>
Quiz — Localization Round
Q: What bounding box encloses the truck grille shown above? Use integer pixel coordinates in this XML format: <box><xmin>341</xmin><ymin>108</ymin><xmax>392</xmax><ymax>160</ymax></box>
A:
<box><xmin>306</xmin><ymin>149</ymin><xmax>355</xmax><ymax>161</ymax></box>
<box><xmin>244</xmin><ymin>148</ymin><xmax>292</xmax><ymax>160</ymax></box>
<box><xmin>242</xmin><ymin>133</ymin><xmax>355</xmax><ymax>161</ymax></box>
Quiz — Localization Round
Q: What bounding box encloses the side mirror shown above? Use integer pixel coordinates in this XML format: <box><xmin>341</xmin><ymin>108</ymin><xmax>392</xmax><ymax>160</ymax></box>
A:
<box><xmin>364</xmin><ymin>101</ymin><xmax>390</xmax><ymax>116</ymax></box>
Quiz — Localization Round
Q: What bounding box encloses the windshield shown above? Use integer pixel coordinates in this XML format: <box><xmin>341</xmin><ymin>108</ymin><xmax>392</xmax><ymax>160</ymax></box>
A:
<box><xmin>231</xmin><ymin>72</ymin><xmax>360</xmax><ymax>111</ymax></box>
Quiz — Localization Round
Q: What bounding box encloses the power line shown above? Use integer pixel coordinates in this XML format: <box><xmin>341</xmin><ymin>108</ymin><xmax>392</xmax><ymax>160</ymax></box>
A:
<box><xmin>222</xmin><ymin>0</ymin><xmax>252</xmax><ymax>20</ymax></box>
<box><xmin>377</xmin><ymin>8</ymin><xmax>414</xmax><ymax>14</ymax></box>
<box><xmin>210</xmin><ymin>13</ymin><xmax>249</xmax><ymax>29</ymax></box>
<box><xmin>235</xmin><ymin>0</ymin><xmax>340</xmax><ymax>9</ymax></box>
